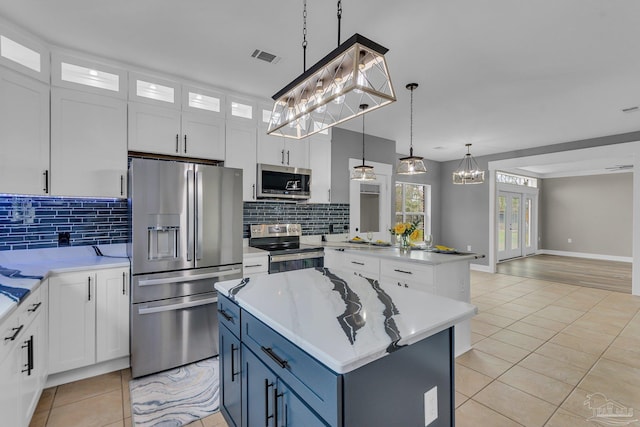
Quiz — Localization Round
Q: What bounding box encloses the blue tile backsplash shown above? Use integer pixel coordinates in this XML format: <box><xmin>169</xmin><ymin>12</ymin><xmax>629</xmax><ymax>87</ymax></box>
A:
<box><xmin>0</xmin><ymin>195</ymin><xmax>350</xmax><ymax>251</ymax></box>
<box><xmin>0</xmin><ymin>196</ymin><xmax>128</xmax><ymax>251</ymax></box>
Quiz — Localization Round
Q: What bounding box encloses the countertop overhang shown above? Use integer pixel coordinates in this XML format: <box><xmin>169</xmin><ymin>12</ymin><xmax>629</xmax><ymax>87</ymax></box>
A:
<box><xmin>216</xmin><ymin>267</ymin><xmax>477</xmax><ymax>374</ymax></box>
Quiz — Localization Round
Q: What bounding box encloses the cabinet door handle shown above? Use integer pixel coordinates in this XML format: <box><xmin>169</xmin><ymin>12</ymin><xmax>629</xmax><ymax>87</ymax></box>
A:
<box><xmin>394</xmin><ymin>269</ymin><xmax>413</xmax><ymax>275</ymax></box>
<box><xmin>4</xmin><ymin>324</ymin><xmax>24</xmax><ymax>341</ymax></box>
<box><xmin>122</xmin><ymin>272</ymin><xmax>126</xmax><ymax>295</ymax></box>
<box><xmin>274</xmin><ymin>386</ymin><xmax>283</xmax><ymax>426</ymax></box>
<box><xmin>261</xmin><ymin>346</ymin><xmax>289</xmax><ymax>369</ymax></box>
<box><xmin>27</xmin><ymin>302</ymin><xmax>42</xmax><ymax>313</ymax></box>
<box><xmin>265</xmin><ymin>379</ymin><xmax>274</xmax><ymax>426</ymax></box>
<box><xmin>176</xmin><ymin>134</ymin><xmax>179</xmax><ymax>153</ymax></box>
<box><xmin>351</xmin><ymin>261</ymin><xmax>365</xmax><ymax>266</ymax></box>
<box><xmin>281</xmin><ymin>149</ymin><xmax>285</xmax><ymax>165</ymax></box>
<box><xmin>88</xmin><ymin>276</ymin><xmax>91</xmax><ymax>301</ymax></box>
<box><xmin>21</xmin><ymin>335</ymin><xmax>33</xmax><ymax>375</ymax></box>
<box><xmin>120</xmin><ymin>175</ymin><xmax>124</xmax><ymax>196</ymax></box>
<box><xmin>184</xmin><ymin>134</ymin><xmax>187</xmax><ymax>153</ymax></box>
<box><xmin>245</xmin><ymin>264</ymin><xmax>263</xmax><ymax>268</ymax></box>
<box><xmin>252</xmin><ymin>184</ymin><xmax>256</xmax><ymax>200</ymax></box>
<box><xmin>286</xmin><ymin>150</ymin><xmax>290</xmax><ymax>165</ymax></box>
<box><xmin>43</xmin><ymin>170</ymin><xmax>49</xmax><ymax>194</ymax></box>
<box><xmin>217</xmin><ymin>308</ymin><xmax>234</xmax><ymax>323</ymax></box>
<box><xmin>328</xmin><ymin>188</ymin><xmax>331</xmax><ymax>202</ymax></box>
<box><xmin>230</xmin><ymin>343</ymin><xmax>238</xmax><ymax>382</ymax></box>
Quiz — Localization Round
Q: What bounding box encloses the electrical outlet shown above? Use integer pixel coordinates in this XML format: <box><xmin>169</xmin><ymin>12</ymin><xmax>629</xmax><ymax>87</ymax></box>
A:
<box><xmin>568</xmin><ymin>238</ymin><xmax>572</xmax><ymax>243</ymax></box>
<box><xmin>424</xmin><ymin>386</ymin><xmax>438</xmax><ymax>426</ymax></box>
<box><xmin>58</xmin><ymin>232</ymin><xmax>70</xmax><ymax>246</ymax></box>
<box><xmin>467</xmin><ymin>245</ymin><xmax>472</xmax><ymax>251</ymax></box>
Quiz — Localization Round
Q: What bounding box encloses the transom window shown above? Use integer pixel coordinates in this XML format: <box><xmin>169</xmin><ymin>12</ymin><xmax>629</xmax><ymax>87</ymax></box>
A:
<box><xmin>395</xmin><ymin>182</ymin><xmax>431</xmax><ymax>240</ymax></box>
<box><xmin>497</xmin><ymin>171</ymin><xmax>537</xmax><ymax>188</ymax></box>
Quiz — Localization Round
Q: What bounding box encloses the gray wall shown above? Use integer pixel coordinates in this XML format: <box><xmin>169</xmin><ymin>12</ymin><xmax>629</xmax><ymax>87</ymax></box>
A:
<box><xmin>540</xmin><ymin>173</ymin><xmax>632</xmax><ymax>257</ymax></box>
<box><xmin>440</xmin><ymin>130</ymin><xmax>640</xmax><ymax>266</ymax></box>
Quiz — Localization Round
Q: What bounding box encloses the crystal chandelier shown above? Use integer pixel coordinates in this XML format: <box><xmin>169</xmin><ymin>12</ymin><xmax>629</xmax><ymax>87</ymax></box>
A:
<box><xmin>452</xmin><ymin>144</ymin><xmax>485</xmax><ymax>184</ymax></box>
<box><xmin>351</xmin><ymin>104</ymin><xmax>376</xmax><ymax>181</ymax></box>
<box><xmin>397</xmin><ymin>83</ymin><xmax>427</xmax><ymax>175</ymax></box>
<box><xmin>267</xmin><ymin>1</ymin><xmax>395</xmax><ymax>140</ymax></box>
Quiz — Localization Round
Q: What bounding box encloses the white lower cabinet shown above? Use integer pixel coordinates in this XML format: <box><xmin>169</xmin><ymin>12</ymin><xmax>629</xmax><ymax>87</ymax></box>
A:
<box><xmin>0</xmin><ymin>283</ymin><xmax>48</xmax><ymax>427</ymax></box>
<box><xmin>49</xmin><ymin>267</ymin><xmax>129</xmax><ymax>374</ymax></box>
<box><xmin>242</xmin><ymin>254</ymin><xmax>269</xmax><ymax>277</ymax></box>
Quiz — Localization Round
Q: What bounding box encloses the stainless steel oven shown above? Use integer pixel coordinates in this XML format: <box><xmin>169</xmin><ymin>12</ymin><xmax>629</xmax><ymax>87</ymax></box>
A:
<box><xmin>248</xmin><ymin>224</ymin><xmax>324</xmax><ymax>273</ymax></box>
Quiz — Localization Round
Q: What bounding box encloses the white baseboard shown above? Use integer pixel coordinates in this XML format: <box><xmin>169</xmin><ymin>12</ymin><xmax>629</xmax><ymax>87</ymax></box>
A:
<box><xmin>470</xmin><ymin>264</ymin><xmax>492</xmax><ymax>273</ymax></box>
<box><xmin>45</xmin><ymin>356</ymin><xmax>130</xmax><ymax>388</ymax></box>
<box><xmin>538</xmin><ymin>250</ymin><xmax>632</xmax><ymax>263</ymax></box>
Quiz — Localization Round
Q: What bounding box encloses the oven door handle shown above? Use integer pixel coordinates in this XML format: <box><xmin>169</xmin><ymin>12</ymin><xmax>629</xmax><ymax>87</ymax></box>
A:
<box><xmin>137</xmin><ymin>268</ymin><xmax>242</xmax><ymax>287</ymax></box>
<box><xmin>270</xmin><ymin>251</ymin><xmax>324</xmax><ymax>263</ymax></box>
<box><xmin>138</xmin><ymin>296</ymin><xmax>218</xmax><ymax>315</ymax></box>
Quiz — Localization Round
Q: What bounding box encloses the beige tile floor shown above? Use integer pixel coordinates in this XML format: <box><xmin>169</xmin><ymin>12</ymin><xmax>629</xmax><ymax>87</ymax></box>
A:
<box><xmin>30</xmin><ymin>270</ymin><xmax>640</xmax><ymax>426</ymax></box>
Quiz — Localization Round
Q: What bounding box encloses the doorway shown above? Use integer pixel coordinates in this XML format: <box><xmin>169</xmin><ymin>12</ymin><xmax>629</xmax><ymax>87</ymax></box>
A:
<box><xmin>497</xmin><ymin>190</ymin><xmax>537</xmax><ymax>261</ymax></box>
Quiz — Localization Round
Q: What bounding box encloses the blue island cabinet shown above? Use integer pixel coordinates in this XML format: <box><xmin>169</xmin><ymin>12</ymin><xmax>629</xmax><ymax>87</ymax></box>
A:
<box><xmin>218</xmin><ymin>293</ymin><xmax>455</xmax><ymax>427</ymax></box>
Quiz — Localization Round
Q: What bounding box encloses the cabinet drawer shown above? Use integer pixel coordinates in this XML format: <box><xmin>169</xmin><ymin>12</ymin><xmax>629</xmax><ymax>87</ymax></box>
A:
<box><xmin>242</xmin><ymin>255</ymin><xmax>268</xmax><ymax>276</ymax></box>
<box><xmin>381</xmin><ymin>275</ymin><xmax>436</xmax><ymax>294</ymax></box>
<box><xmin>18</xmin><ymin>286</ymin><xmax>44</xmax><ymax>328</ymax></box>
<box><xmin>380</xmin><ymin>260</ymin><xmax>434</xmax><ymax>284</ymax></box>
<box><xmin>0</xmin><ymin>309</ymin><xmax>20</xmax><ymax>363</ymax></box>
<box><xmin>217</xmin><ymin>294</ymin><xmax>241</xmax><ymax>339</ymax></box>
<box><xmin>242</xmin><ymin>311</ymin><xmax>339</xmax><ymax>426</ymax></box>
<box><xmin>343</xmin><ymin>253</ymin><xmax>379</xmax><ymax>279</ymax></box>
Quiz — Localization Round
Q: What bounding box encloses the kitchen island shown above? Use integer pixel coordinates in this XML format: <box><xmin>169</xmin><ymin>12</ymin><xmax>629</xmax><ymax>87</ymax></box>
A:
<box><xmin>215</xmin><ymin>267</ymin><xmax>476</xmax><ymax>427</ymax></box>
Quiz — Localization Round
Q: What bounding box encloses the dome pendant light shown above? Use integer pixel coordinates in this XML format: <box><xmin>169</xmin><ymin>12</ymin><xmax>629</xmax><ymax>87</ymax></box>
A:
<box><xmin>452</xmin><ymin>143</ymin><xmax>485</xmax><ymax>184</ymax></box>
<box><xmin>397</xmin><ymin>83</ymin><xmax>427</xmax><ymax>175</ymax></box>
<box><xmin>351</xmin><ymin>104</ymin><xmax>376</xmax><ymax>181</ymax></box>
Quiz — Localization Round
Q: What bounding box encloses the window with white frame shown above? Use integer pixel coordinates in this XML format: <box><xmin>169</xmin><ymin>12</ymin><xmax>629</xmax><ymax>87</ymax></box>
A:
<box><xmin>496</xmin><ymin>171</ymin><xmax>537</xmax><ymax>188</ymax></box>
<box><xmin>395</xmin><ymin>182</ymin><xmax>431</xmax><ymax>240</ymax></box>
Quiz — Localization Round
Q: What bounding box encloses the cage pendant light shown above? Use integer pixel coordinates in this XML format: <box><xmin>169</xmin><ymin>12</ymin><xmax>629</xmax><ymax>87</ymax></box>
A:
<box><xmin>452</xmin><ymin>143</ymin><xmax>485</xmax><ymax>184</ymax></box>
<box><xmin>351</xmin><ymin>104</ymin><xmax>376</xmax><ymax>181</ymax></box>
<box><xmin>267</xmin><ymin>1</ymin><xmax>396</xmax><ymax>140</ymax></box>
<box><xmin>397</xmin><ymin>83</ymin><xmax>427</xmax><ymax>175</ymax></box>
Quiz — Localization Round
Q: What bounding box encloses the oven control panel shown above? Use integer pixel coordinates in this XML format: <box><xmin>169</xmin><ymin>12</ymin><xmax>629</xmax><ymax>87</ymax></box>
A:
<box><xmin>250</xmin><ymin>223</ymin><xmax>301</xmax><ymax>238</ymax></box>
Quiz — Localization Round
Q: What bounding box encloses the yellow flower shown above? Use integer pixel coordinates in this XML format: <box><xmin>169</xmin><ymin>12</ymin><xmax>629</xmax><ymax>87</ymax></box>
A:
<box><xmin>393</xmin><ymin>223</ymin><xmax>406</xmax><ymax>235</ymax></box>
<box><xmin>410</xmin><ymin>229</ymin><xmax>420</xmax><ymax>241</ymax></box>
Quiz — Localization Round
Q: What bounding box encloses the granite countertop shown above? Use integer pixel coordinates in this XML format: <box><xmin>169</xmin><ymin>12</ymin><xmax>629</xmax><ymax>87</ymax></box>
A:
<box><xmin>302</xmin><ymin>242</ymin><xmax>484</xmax><ymax>265</ymax></box>
<box><xmin>216</xmin><ymin>267</ymin><xmax>477</xmax><ymax>374</ymax></box>
<box><xmin>0</xmin><ymin>244</ymin><xmax>130</xmax><ymax>324</ymax></box>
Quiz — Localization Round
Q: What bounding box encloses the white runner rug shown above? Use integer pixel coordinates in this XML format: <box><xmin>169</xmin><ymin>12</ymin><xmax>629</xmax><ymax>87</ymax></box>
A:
<box><xmin>129</xmin><ymin>357</ymin><xmax>220</xmax><ymax>427</ymax></box>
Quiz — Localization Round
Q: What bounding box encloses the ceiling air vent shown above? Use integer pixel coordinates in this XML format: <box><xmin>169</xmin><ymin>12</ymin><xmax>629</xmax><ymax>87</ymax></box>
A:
<box><xmin>251</xmin><ymin>49</ymin><xmax>281</xmax><ymax>64</ymax></box>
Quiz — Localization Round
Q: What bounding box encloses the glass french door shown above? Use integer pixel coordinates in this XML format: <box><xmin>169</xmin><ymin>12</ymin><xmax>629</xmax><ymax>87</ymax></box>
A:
<box><xmin>497</xmin><ymin>191</ymin><xmax>523</xmax><ymax>261</ymax></box>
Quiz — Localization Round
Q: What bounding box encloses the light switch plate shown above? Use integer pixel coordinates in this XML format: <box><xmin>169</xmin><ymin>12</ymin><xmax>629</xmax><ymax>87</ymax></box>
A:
<box><xmin>424</xmin><ymin>386</ymin><xmax>438</xmax><ymax>426</ymax></box>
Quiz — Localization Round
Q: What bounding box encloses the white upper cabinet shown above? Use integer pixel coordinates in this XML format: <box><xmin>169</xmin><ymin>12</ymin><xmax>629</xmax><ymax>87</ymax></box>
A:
<box><xmin>0</xmin><ymin>23</ymin><xmax>49</xmax><ymax>83</ymax></box>
<box><xmin>51</xmin><ymin>87</ymin><xmax>127</xmax><ymax>198</ymax></box>
<box><xmin>256</xmin><ymin>104</ymin><xmax>309</xmax><ymax>169</ymax></box>
<box><xmin>308</xmin><ymin>135</ymin><xmax>332</xmax><ymax>203</ymax></box>
<box><xmin>225</xmin><ymin>121</ymin><xmax>257</xmax><ymax>201</ymax></box>
<box><xmin>128</xmin><ymin>75</ymin><xmax>226</xmax><ymax>160</ymax></box>
<box><xmin>0</xmin><ymin>67</ymin><xmax>50</xmax><ymax>195</ymax></box>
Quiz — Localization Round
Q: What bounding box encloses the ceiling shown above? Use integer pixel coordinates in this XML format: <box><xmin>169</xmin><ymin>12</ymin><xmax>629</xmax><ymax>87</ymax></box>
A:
<box><xmin>1</xmin><ymin>0</ymin><xmax>640</xmax><ymax>162</ymax></box>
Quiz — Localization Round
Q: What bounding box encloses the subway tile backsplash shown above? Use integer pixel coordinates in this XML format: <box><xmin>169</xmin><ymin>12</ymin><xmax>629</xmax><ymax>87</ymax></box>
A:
<box><xmin>0</xmin><ymin>195</ymin><xmax>349</xmax><ymax>251</ymax></box>
<box><xmin>0</xmin><ymin>196</ymin><xmax>128</xmax><ymax>251</ymax></box>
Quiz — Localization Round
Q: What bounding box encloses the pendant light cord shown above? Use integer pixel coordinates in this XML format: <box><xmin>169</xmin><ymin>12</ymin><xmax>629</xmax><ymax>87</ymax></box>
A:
<box><xmin>302</xmin><ymin>0</ymin><xmax>308</xmax><ymax>72</ymax></box>
<box><xmin>337</xmin><ymin>0</ymin><xmax>342</xmax><ymax>46</ymax></box>
<box><xmin>410</xmin><ymin>85</ymin><xmax>414</xmax><ymax>156</ymax></box>
<box><xmin>362</xmin><ymin>112</ymin><xmax>366</xmax><ymax>165</ymax></box>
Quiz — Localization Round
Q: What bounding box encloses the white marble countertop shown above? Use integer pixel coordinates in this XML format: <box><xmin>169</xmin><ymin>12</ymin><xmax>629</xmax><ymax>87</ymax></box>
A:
<box><xmin>0</xmin><ymin>244</ymin><xmax>129</xmax><ymax>324</ymax></box>
<box><xmin>216</xmin><ymin>267</ymin><xmax>477</xmax><ymax>374</ymax></box>
<box><xmin>303</xmin><ymin>242</ymin><xmax>483</xmax><ymax>265</ymax></box>
<box><xmin>242</xmin><ymin>246</ymin><xmax>269</xmax><ymax>258</ymax></box>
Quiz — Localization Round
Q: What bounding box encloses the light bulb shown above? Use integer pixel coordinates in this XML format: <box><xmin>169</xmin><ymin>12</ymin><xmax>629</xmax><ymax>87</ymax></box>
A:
<box><xmin>149</xmin><ymin>84</ymin><xmax>157</xmax><ymax>90</ymax></box>
<box><xmin>89</xmin><ymin>69</ymin><xmax>98</xmax><ymax>77</ymax></box>
<box><xmin>333</xmin><ymin>84</ymin><xmax>345</xmax><ymax>104</ymax></box>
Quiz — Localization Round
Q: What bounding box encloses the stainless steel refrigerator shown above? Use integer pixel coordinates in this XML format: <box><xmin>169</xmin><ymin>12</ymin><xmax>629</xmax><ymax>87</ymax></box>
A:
<box><xmin>128</xmin><ymin>157</ymin><xmax>243</xmax><ymax>378</ymax></box>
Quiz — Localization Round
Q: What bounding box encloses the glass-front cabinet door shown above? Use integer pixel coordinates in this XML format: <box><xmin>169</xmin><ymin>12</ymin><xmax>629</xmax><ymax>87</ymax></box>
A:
<box><xmin>497</xmin><ymin>191</ymin><xmax>523</xmax><ymax>261</ymax></box>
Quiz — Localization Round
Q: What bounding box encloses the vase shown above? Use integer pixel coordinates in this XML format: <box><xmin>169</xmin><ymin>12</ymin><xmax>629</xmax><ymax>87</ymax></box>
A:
<box><xmin>399</xmin><ymin>235</ymin><xmax>411</xmax><ymax>251</ymax></box>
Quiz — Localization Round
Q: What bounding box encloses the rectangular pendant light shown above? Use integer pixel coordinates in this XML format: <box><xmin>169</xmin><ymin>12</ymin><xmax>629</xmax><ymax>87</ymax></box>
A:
<box><xmin>267</xmin><ymin>33</ymin><xmax>396</xmax><ymax>139</ymax></box>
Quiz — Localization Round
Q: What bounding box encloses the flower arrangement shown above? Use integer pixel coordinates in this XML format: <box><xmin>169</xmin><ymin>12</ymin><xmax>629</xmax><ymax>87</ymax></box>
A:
<box><xmin>389</xmin><ymin>219</ymin><xmax>421</xmax><ymax>248</ymax></box>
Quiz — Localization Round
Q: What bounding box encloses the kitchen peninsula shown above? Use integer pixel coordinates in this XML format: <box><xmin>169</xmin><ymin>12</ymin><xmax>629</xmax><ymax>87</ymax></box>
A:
<box><xmin>216</xmin><ymin>267</ymin><xmax>477</xmax><ymax>427</ymax></box>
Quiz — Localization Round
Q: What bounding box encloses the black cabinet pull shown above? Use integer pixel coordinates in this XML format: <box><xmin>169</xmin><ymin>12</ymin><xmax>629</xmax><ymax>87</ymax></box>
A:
<box><xmin>88</xmin><ymin>276</ymin><xmax>91</xmax><ymax>301</ymax></box>
<box><xmin>43</xmin><ymin>170</ymin><xmax>49</xmax><ymax>194</ymax></box>
<box><xmin>252</xmin><ymin>184</ymin><xmax>256</xmax><ymax>199</ymax></box>
<box><xmin>261</xmin><ymin>346</ymin><xmax>289</xmax><ymax>369</ymax></box>
<box><xmin>274</xmin><ymin>386</ymin><xmax>283</xmax><ymax>426</ymax></box>
<box><xmin>281</xmin><ymin>149</ymin><xmax>285</xmax><ymax>164</ymax></box>
<box><xmin>122</xmin><ymin>272</ymin><xmax>126</xmax><ymax>295</ymax></box>
<box><xmin>4</xmin><ymin>324</ymin><xmax>23</xmax><ymax>341</ymax></box>
<box><xmin>394</xmin><ymin>268</ymin><xmax>413</xmax><ymax>275</ymax></box>
<box><xmin>231</xmin><ymin>343</ymin><xmax>238</xmax><ymax>382</ymax></box>
<box><xmin>286</xmin><ymin>150</ymin><xmax>290</xmax><ymax>165</ymax></box>
<box><xmin>27</xmin><ymin>302</ymin><xmax>42</xmax><ymax>313</ymax></box>
<box><xmin>120</xmin><ymin>175</ymin><xmax>124</xmax><ymax>196</ymax></box>
<box><xmin>264</xmin><ymin>379</ymin><xmax>274</xmax><ymax>426</ymax></box>
<box><xmin>245</xmin><ymin>264</ymin><xmax>263</xmax><ymax>268</ymax></box>
<box><xmin>21</xmin><ymin>335</ymin><xmax>33</xmax><ymax>375</ymax></box>
<box><xmin>176</xmin><ymin>134</ymin><xmax>179</xmax><ymax>153</ymax></box>
<box><xmin>217</xmin><ymin>308</ymin><xmax>234</xmax><ymax>323</ymax></box>
<box><xmin>184</xmin><ymin>134</ymin><xmax>187</xmax><ymax>153</ymax></box>
<box><xmin>351</xmin><ymin>261</ymin><xmax>365</xmax><ymax>266</ymax></box>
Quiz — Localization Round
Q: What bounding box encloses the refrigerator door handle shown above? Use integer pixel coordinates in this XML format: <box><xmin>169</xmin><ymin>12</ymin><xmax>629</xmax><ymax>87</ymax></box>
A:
<box><xmin>137</xmin><ymin>296</ymin><xmax>218</xmax><ymax>315</ymax></box>
<box><xmin>137</xmin><ymin>268</ymin><xmax>242</xmax><ymax>287</ymax></box>
<box><xmin>196</xmin><ymin>170</ymin><xmax>204</xmax><ymax>260</ymax></box>
<box><xmin>186</xmin><ymin>169</ymin><xmax>195</xmax><ymax>262</ymax></box>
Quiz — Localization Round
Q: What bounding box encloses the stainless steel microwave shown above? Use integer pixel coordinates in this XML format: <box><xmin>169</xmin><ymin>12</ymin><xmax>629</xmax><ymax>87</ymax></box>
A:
<box><xmin>256</xmin><ymin>163</ymin><xmax>311</xmax><ymax>200</ymax></box>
